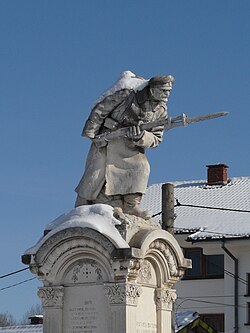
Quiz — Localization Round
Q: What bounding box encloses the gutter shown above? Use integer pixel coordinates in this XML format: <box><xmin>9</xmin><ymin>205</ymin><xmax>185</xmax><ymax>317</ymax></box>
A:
<box><xmin>221</xmin><ymin>241</ymin><xmax>239</xmax><ymax>333</ymax></box>
<box><xmin>186</xmin><ymin>235</ymin><xmax>250</xmax><ymax>243</ymax></box>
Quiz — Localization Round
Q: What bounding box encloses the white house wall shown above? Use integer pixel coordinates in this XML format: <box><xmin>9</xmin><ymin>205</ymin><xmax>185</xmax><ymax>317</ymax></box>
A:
<box><xmin>175</xmin><ymin>278</ymin><xmax>225</xmax><ymax>315</ymax></box>
<box><xmin>223</xmin><ymin>242</ymin><xmax>250</xmax><ymax>333</ymax></box>
<box><xmin>175</xmin><ymin>237</ymin><xmax>250</xmax><ymax>333</ymax></box>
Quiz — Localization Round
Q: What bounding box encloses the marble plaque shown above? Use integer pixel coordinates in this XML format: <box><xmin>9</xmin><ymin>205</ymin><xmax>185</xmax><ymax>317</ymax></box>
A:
<box><xmin>63</xmin><ymin>285</ymin><xmax>110</xmax><ymax>333</ymax></box>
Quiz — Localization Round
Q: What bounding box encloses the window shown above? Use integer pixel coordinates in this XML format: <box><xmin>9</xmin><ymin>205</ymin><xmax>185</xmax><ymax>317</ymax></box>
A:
<box><xmin>246</xmin><ymin>274</ymin><xmax>250</xmax><ymax>296</ymax></box>
<box><xmin>183</xmin><ymin>248</ymin><xmax>224</xmax><ymax>279</ymax></box>
<box><xmin>246</xmin><ymin>303</ymin><xmax>250</xmax><ymax>325</ymax></box>
<box><xmin>200</xmin><ymin>313</ymin><xmax>224</xmax><ymax>332</ymax></box>
<box><xmin>206</xmin><ymin>254</ymin><xmax>224</xmax><ymax>275</ymax></box>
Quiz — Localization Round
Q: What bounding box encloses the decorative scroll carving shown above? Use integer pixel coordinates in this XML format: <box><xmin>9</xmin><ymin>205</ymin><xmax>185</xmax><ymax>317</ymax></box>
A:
<box><xmin>71</xmin><ymin>259</ymin><xmax>103</xmax><ymax>283</ymax></box>
<box><xmin>38</xmin><ymin>286</ymin><xmax>64</xmax><ymax>307</ymax></box>
<box><xmin>104</xmin><ymin>283</ymin><xmax>142</xmax><ymax>306</ymax></box>
<box><xmin>155</xmin><ymin>288</ymin><xmax>176</xmax><ymax>310</ymax></box>
<box><xmin>104</xmin><ymin>284</ymin><xmax>125</xmax><ymax>304</ymax></box>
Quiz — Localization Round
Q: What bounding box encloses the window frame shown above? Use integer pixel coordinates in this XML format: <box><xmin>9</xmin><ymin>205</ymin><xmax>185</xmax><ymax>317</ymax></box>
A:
<box><xmin>182</xmin><ymin>247</ymin><xmax>224</xmax><ymax>280</ymax></box>
<box><xmin>200</xmin><ymin>313</ymin><xmax>224</xmax><ymax>332</ymax></box>
<box><xmin>245</xmin><ymin>273</ymin><xmax>250</xmax><ymax>296</ymax></box>
<box><xmin>245</xmin><ymin>302</ymin><xmax>250</xmax><ymax>325</ymax></box>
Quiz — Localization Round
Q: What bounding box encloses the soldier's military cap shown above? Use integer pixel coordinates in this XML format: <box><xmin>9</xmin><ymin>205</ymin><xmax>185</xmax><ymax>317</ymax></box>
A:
<box><xmin>148</xmin><ymin>75</ymin><xmax>175</xmax><ymax>87</ymax></box>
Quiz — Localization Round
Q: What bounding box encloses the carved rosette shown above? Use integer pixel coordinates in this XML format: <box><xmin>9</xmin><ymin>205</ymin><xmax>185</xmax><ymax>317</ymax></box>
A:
<box><xmin>138</xmin><ymin>260</ymin><xmax>152</xmax><ymax>284</ymax></box>
<box><xmin>38</xmin><ymin>286</ymin><xmax>64</xmax><ymax>308</ymax></box>
<box><xmin>155</xmin><ymin>288</ymin><xmax>176</xmax><ymax>310</ymax></box>
<box><xmin>104</xmin><ymin>283</ymin><xmax>142</xmax><ymax>306</ymax></box>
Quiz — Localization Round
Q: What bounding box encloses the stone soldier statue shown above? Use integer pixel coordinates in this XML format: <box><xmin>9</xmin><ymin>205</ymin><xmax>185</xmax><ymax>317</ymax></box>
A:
<box><xmin>75</xmin><ymin>71</ymin><xmax>174</xmax><ymax>219</ymax></box>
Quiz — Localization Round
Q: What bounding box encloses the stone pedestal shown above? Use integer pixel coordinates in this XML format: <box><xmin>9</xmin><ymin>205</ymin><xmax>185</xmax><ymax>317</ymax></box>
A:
<box><xmin>22</xmin><ymin>206</ymin><xmax>190</xmax><ymax>333</ymax></box>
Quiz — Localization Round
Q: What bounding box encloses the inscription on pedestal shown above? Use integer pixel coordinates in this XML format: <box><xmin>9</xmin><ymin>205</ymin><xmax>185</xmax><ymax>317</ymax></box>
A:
<box><xmin>68</xmin><ymin>300</ymin><xmax>98</xmax><ymax>333</ymax></box>
<box><xmin>136</xmin><ymin>321</ymin><xmax>157</xmax><ymax>333</ymax></box>
<box><xmin>64</xmin><ymin>285</ymin><xmax>109</xmax><ymax>333</ymax></box>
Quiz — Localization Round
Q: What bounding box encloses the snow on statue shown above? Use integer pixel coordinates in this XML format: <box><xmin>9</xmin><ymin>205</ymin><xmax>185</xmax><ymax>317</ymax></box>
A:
<box><xmin>75</xmin><ymin>70</ymin><xmax>174</xmax><ymax>220</ymax></box>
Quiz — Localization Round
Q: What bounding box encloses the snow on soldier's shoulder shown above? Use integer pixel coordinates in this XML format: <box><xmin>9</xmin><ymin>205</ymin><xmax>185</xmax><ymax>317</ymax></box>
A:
<box><xmin>94</xmin><ymin>70</ymin><xmax>149</xmax><ymax>106</ymax></box>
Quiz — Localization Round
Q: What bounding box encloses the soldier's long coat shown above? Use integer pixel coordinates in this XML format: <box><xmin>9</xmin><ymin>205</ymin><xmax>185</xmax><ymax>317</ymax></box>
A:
<box><xmin>75</xmin><ymin>88</ymin><xmax>167</xmax><ymax>200</ymax></box>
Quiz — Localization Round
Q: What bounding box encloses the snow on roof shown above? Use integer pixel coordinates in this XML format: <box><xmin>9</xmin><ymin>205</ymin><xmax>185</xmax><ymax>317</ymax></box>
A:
<box><xmin>141</xmin><ymin>177</ymin><xmax>250</xmax><ymax>241</ymax></box>
<box><xmin>0</xmin><ymin>326</ymin><xmax>42</xmax><ymax>333</ymax></box>
<box><xmin>25</xmin><ymin>204</ymin><xmax>129</xmax><ymax>255</ymax></box>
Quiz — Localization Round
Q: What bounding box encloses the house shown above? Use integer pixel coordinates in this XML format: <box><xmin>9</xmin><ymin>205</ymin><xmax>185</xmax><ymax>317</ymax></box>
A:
<box><xmin>142</xmin><ymin>164</ymin><xmax>250</xmax><ymax>333</ymax></box>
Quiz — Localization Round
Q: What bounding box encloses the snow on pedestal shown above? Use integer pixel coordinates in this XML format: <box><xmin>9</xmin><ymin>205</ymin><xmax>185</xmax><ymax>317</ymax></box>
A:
<box><xmin>24</xmin><ymin>204</ymin><xmax>129</xmax><ymax>255</ymax></box>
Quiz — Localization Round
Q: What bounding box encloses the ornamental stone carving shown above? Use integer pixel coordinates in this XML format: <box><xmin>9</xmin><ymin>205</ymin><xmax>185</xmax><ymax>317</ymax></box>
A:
<box><xmin>104</xmin><ymin>284</ymin><xmax>126</xmax><ymax>304</ymax></box>
<box><xmin>71</xmin><ymin>259</ymin><xmax>103</xmax><ymax>283</ymax></box>
<box><xmin>38</xmin><ymin>286</ymin><xmax>64</xmax><ymax>308</ymax></box>
<box><xmin>138</xmin><ymin>260</ymin><xmax>152</xmax><ymax>284</ymax></box>
<box><xmin>104</xmin><ymin>283</ymin><xmax>142</xmax><ymax>306</ymax></box>
<box><xmin>149</xmin><ymin>240</ymin><xmax>179</xmax><ymax>277</ymax></box>
<box><xmin>126</xmin><ymin>284</ymin><xmax>143</xmax><ymax>305</ymax></box>
<box><xmin>155</xmin><ymin>288</ymin><xmax>177</xmax><ymax>310</ymax></box>
<box><xmin>127</xmin><ymin>259</ymin><xmax>141</xmax><ymax>280</ymax></box>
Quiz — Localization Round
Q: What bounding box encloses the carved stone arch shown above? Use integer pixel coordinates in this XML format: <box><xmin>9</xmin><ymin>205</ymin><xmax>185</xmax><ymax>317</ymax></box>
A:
<box><xmin>32</xmin><ymin>227</ymin><xmax>116</xmax><ymax>284</ymax></box>
<box><xmin>130</xmin><ymin>229</ymin><xmax>187</xmax><ymax>286</ymax></box>
<box><xmin>143</xmin><ymin>248</ymin><xmax>170</xmax><ymax>287</ymax></box>
<box><xmin>50</xmin><ymin>246</ymin><xmax>112</xmax><ymax>285</ymax></box>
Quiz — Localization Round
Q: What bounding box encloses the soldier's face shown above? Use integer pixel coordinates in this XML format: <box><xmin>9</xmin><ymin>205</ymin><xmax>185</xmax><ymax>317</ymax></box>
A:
<box><xmin>150</xmin><ymin>85</ymin><xmax>172</xmax><ymax>102</ymax></box>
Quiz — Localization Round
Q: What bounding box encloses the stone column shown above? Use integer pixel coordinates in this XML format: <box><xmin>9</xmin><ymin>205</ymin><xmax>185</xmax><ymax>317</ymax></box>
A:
<box><xmin>155</xmin><ymin>288</ymin><xmax>177</xmax><ymax>333</ymax></box>
<box><xmin>104</xmin><ymin>283</ymin><xmax>142</xmax><ymax>333</ymax></box>
<box><xmin>38</xmin><ymin>286</ymin><xmax>64</xmax><ymax>333</ymax></box>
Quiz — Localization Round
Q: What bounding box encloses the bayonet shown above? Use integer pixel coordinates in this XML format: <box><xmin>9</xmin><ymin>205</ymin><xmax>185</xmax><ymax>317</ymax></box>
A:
<box><xmin>93</xmin><ymin>111</ymin><xmax>229</xmax><ymax>143</ymax></box>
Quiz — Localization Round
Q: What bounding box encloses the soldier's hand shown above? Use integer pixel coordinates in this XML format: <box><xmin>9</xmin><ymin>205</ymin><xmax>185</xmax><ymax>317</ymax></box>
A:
<box><xmin>126</xmin><ymin>125</ymin><xmax>145</xmax><ymax>141</ymax></box>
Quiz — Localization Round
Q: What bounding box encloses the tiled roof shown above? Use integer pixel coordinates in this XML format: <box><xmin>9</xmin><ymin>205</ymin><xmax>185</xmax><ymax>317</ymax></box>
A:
<box><xmin>0</xmin><ymin>326</ymin><xmax>42</xmax><ymax>332</ymax></box>
<box><xmin>141</xmin><ymin>177</ymin><xmax>250</xmax><ymax>241</ymax></box>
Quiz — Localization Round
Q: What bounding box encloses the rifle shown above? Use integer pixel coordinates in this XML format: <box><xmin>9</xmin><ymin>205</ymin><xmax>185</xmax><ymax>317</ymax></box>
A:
<box><xmin>92</xmin><ymin>112</ymin><xmax>229</xmax><ymax>143</ymax></box>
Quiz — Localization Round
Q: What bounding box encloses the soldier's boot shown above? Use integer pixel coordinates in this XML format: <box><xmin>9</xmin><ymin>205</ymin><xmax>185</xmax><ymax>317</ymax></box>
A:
<box><xmin>123</xmin><ymin>193</ymin><xmax>152</xmax><ymax>220</ymax></box>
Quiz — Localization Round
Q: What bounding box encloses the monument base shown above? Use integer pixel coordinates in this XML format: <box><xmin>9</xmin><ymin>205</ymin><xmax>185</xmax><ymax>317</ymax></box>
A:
<box><xmin>22</xmin><ymin>205</ymin><xmax>190</xmax><ymax>333</ymax></box>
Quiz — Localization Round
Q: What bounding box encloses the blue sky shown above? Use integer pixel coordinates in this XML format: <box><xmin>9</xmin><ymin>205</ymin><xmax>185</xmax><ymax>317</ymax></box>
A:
<box><xmin>0</xmin><ymin>0</ymin><xmax>250</xmax><ymax>321</ymax></box>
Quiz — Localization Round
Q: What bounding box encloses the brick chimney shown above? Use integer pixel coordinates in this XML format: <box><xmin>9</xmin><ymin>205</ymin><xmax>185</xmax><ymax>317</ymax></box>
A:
<box><xmin>206</xmin><ymin>163</ymin><xmax>228</xmax><ymax>185</ymax></box>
